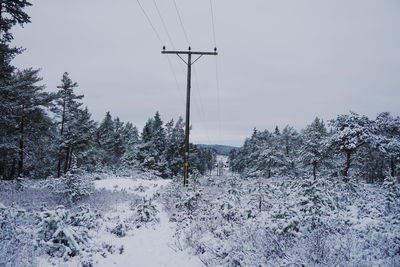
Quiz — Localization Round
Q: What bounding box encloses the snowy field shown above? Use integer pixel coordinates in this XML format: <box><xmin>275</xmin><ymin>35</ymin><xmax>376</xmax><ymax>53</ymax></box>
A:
<box><xmin>1</xmin><ymin>169</ymin><xmax>399</xmax><ymax>267</ymax></box>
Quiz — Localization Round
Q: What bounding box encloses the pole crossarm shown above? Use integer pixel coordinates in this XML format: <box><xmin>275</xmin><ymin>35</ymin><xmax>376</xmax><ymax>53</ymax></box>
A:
<box><xmin>162</xmin><ymin>50</ymin><xmax>218</xmax><ymax>56</ymax></box>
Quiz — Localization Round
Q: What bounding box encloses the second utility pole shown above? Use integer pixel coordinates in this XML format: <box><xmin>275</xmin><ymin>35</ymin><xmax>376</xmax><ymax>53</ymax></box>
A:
<box><xmin>162</xmin><ymin>46</ymin><xmax>217</xmax><ymax>186</ymax></box>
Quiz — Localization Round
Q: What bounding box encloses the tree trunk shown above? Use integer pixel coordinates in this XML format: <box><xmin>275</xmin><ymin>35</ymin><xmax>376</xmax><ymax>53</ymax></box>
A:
<box><xmin>68</xmin><ymin>147</ymin><xmax>73</xmax><ymax>170</ymax></box>
<box><xmin>17</xmin><ymin>110</ymin><xmax>25</xmax><ymax>177</ymax></box>
<box><xmin>64</xmin><ymin>147</ymin><xmax>70</xmax><ymax>174</ymax></box>
<box><xmin>312</xmin><ymin>161</ymin><xmax>317</xmax><ymax>180</ymax></box>
<box><xmin>0</xmin><ymin>3</ymin><xmax>3</xmax><ymax>40</ymax></box>
<box><xmin>343</xmin><ymin>150</ymin><xmax>352</xmax><ymax>181</ymax></box>
<box><xmin>390</xmin><ymin>156</ymin><xmax>396</xmax><ymax>177</ymax></box>
<box><xmin>10</xmin><ymin>158</ymin><xmax>16</xmax><ymax>180</ymax></box>
<box><xmin>57</xmin><ymin>99</ymin><xmax>66</xmax><ymax>177</ymax></box>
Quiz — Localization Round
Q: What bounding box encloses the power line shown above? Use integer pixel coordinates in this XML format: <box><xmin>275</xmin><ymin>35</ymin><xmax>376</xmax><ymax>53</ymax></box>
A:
<box><xmin>136</xmin><ymin>0</ymin><xmax>164</xmax><ymax>45</ymax></box>
<box><xmin>165</xmin><ymin>56</ymin><xmax>185</xmax><ymax>101</ymax></box>
<box><xmin>215</xmin><ymin>56</ymin><xmax>222</xmax><ymax>139</ymax></box>
<box><xmin>153</xmin><ymin>0</ymin><xmax>175</xmax><ymax>49</ymax></box>
<box><xmin>193</xmin><ymin>68</ymin><xmax>213</xmax><ymax>145</ymax></box>
<box><xmin>209</xmin><ymin>0</ymin><xmax>217</xmax><ymax>47</ymax></box>
<box><xmin>136</xmin><ymin>0</ymin><xmax>184</xmax><ymax>104</ymax></box>
<box><xmin>153</xmin><ymin>0</ymin><xmax>187</xmax><ymax>76</ymax></box>
<box><xmin>172</xmin><ymin>0</ymin><xmax>190</xmax><ymax>45</ymax></box>
<box><xmin>208</xmin><ymin>0</ymin><xmax>222</xmax><ymax>140</ymax></box>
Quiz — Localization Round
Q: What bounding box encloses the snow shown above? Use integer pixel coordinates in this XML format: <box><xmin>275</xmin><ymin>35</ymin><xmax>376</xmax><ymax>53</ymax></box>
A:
<box><xmin>95</xmin><ymin>208</ymin><xmax>203</xmax><ymax>267</ymax></box>
<box><xmin>93</xmin><ymin>177</ymin><xmax>204</xmax><ymax>267</ymax></box>
<box><xmin>94</xmin><ymin>177</ymin><xmax>170</xmax><ymax>198</ymax></box>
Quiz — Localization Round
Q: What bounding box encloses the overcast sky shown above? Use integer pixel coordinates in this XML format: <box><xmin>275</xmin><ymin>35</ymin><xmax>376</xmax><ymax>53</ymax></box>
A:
<box><xmin>12</xmin><ymin>0</ymin><xmax>400</xmax><ymax>146</ymax></box>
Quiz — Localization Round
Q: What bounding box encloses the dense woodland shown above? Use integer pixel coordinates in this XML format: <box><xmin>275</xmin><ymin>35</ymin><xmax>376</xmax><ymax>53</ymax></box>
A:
<box><xmin>0</xmin><ymin>1</ymin><xmax>215</xmax><ymax>181</ymax></box>
<box><xmin>229</xmin><ymin>113</ymin><xmax>400</xmax><ymax>184</ymax></box>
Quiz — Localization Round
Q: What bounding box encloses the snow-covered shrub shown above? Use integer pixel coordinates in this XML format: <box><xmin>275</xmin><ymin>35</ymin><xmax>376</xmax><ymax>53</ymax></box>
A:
<box><xmin>55</xmin><ymin>165</ymin><xmax>94</xmax><ymax>203</ymax></box>
<box><xmin>0</xmin><ymin>203</ymin><xmax>37</xmax><ymax>267</ymax></box>
<box><xmin>69</xmin><ymin>205</ymin><xmax>102</xmax><ymax>230</ymax></box>
<box><xmin>383</xmin><ymin>175</ymin><xmax>400</xmax><ymax>213</ymax></box>
<box><xmin>218</xmin><ymin>198</ymin><xmax>241</xmax><ymax>222</ymax></box>
<box><xmin>295</xmin><ymin>177</ymin><xmax>338</xmax><ymax>230</ymax></box>
<box><xmin>164</xmin><ymin>173</ymin><xmax>400</xmax><ymax>267</ymax></box>
<box><xmin>132</xmin><ymin>197</ymin><xmax>159</xmax><ymax>226</ymax></box>
<box><xmin>110</xmin><ymin>222</ymin><xmax>131</xmax><ymax>237</ymax></box>
<box><xmin>0</xmin><ymin>202</ymin><xmax>25</xmax><ymax>236</ymax></box>
<box><xmin>176</xmin><ymin>187</ymin><xmax>203</xmax><ymax>216</ymax></box>
<box><xmin>35</xmin><ymin>205</ymin><xmax>92</xmax><ymax>258</ymax></box>
<box><xmin>248</xmin><ymin>177</ymin><xmax>271</xmax><ymax>212</ymax></box>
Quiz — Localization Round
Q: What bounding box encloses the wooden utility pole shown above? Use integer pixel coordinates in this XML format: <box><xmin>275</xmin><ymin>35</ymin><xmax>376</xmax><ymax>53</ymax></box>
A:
<box><xmin>162</xmin><ymin>46</ymin><xmax>217</xmax><ymax>186</ymax></box>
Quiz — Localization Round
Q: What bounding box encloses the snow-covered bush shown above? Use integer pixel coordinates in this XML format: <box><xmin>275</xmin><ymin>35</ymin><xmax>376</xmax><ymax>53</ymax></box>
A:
<box><xmin>35</xmin><ymin>205</ymin><xmax>96</xmax><ymax>258</ymax></box>
<box><xmin>110</xmin><ymin>222</ymin><xmax>131</xmax><ymax>237</ymax></box>
<box><xmin>55</xmin><ymin>165</ymin><xmax>94</xmax><ymax>203</ymax></box>
<box><xmin>383</xmin><ymin>175</ymin><xmax>400</xmax><ymax>213</ymax></box>
<box><xmin>164</xmin><ymin>174</ymin><xmax>400</xmax><ymax>267</ymax></box>
<box><xmin>0</xmin><ymin>203</ymin><xmax>37</xmax><ymax>267</ymax></box>
<box><xmin>176</xmin><ymin>187</ymin><xmax>203</xmax><ymax>216</ymax></box>
<box><xmin>69</xmin><ymin>205</ymin><xmax>102</xmax><ymax>230</ymax></box>
<box><xmin>132</xmin><ymin>197</ymin><xmax>159</xmax><ymax>226</ymax></box>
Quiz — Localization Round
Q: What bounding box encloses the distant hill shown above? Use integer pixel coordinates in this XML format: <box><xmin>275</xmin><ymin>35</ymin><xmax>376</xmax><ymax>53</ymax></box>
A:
<box><xmin>197</xmin><ymin>144</ymin><xmax>240</xmax><ymax>155</ymax></box>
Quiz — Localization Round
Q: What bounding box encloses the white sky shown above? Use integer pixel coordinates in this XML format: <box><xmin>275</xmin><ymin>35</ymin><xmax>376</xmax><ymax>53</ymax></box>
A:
<box><xmin>12</xmin><ymin>0</ymin><xmax>400</xmax><ymax>146</ymax></box>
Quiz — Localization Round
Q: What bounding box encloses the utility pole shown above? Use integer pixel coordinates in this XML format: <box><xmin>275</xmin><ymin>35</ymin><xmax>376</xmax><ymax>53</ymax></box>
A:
<box><xmin>162</xmin><ymin>46</ymin><xmax>217</xmax><ymax>186</ymax></box>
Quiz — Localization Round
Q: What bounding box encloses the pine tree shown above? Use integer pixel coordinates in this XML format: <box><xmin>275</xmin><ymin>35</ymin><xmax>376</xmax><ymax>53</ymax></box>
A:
<box><xmin>10</xmin><ymin>68</ymin><xmax>54</xmax><ymax>177</ymax></box>
<box><xmin>301</xmin><ymin>118</ymin><xmax>328</xmax><ymax>179</ymax></box>
<box><xmin>113</xmin><ymin>117</ymin><xmax>126</xmax><ymax>162</ymax></box>
<box><xmin>281</xmin><ymin>125</ymin><xmax>301</xmax><ymax>177</ymax></box>
<box><xmin>121</xmin><ymin>123</ymin><xmax>139</xmax><ymax>169</ymax></box>
<box><xmin>374</xmin><ymin>112</ymin><xmax>400</xmax><ymax>178</ymax></box>
<box><xmin>54</xmin><ymin>72</ymin><xmax>84</xmax><ymax>177</ymax></box>
<box><xmin>135</xmin><ymin>112</ymin><xmax>168</xmax><ymax>176</ymax></box>
<box><xmin>0</xmin><ymin>0</ymin><xmax>32</xmax><ymax>179</ymax></box>
<box><xmin>329</xmin><ymin>111</ymin><xmax>372</xmax><ymax>180</ymax></box>
<box><xmin>164</xmin><ymin>117</ymin><xmax>184</xmax><ymax>177</ymax></box>
<box><xmin>0</xmin><ymin>68</ymin><xmax>55</xmax><ymax>179</ymax></box>
<box><xmin>95</xmin><ymin>111</ymin><xmax>116</xmax><ymax>166</ymax></box>
<box><xmin>63</xmin><ymin>107</ymin><xmax>97</xmax><ymax>171</ymax></box>
<box><xmin>0</xmin><ymin>0</ymin><xmax>31</xmax><ymax>82</ymax></box>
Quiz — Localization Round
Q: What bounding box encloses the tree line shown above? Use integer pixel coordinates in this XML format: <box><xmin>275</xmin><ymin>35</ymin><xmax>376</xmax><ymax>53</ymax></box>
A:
<box><xmin>0</xmin><ymin>1</ymin><xmax>215</xmax><ymax>180</ymax></box>
<box><xmin>229</xmin><ymin>112</ymin><xmax>400</xmax><ymax>183</ymax></box>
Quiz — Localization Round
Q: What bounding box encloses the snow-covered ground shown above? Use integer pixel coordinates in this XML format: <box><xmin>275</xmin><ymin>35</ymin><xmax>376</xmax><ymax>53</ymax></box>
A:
<box><xmin>93</xmin><ymin>177</ymin><xmax>204</xmax><ymax>267</ymax></box>
<box><xmin>94</xmin><ymin>177</ymin><xmax>170</xmax><ymax>198</ymax></box>
<box><xmin>3</xmin><ymin>170</ymin><xmax>399</xmax><ymax>267</ymax></box>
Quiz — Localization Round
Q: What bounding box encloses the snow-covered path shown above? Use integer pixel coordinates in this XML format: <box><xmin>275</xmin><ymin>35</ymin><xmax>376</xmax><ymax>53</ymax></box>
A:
<box><xmin>94</xmin><ymin>177</ymin><xmax>204</xmax><ymax>267</ymax></box>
